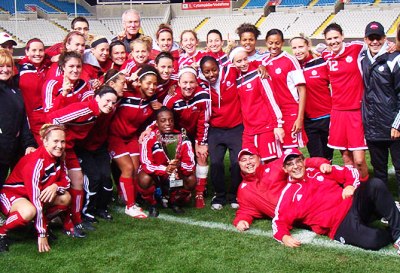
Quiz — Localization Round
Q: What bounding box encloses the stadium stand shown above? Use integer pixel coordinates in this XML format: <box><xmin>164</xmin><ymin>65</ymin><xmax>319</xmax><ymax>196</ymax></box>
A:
<box><xmin>45</xmin><ymin>0</ymin><xmax>91</xmax><ymax>15</ymax></box>
<box><xmin>245</xmin><ymin>0</ymin><xmax>268</xmax><ymax>9</ymax></box>
<box><xmin>347</xmin><ymin>0</ymin><xmax>374</xmax><ymax>4</ymax></box>
<box><xmin>53</xmin><ymin>19</ymin><xmax>113</xmax><ymax>39</ymax></box>
<box><xmin>0</xmin><ymin>0</ymin><xmax>58</xmax><ymax>13</ymax></box>
<box><xmin>315</xmin><ymin>8</ymin><xmax>400</xmax><ymax>38</ymax></box>
<box><xmin>314</xmin><ymin>0</ymin><xmax>337</xmax><ymax>6</ymax></box>
<box><xmin>285</xmin><ymin>10</ymin><xmax>332</xmax><ymax>38</ymax></box>
<box><xmin>257</xmin><ymin>12</ymin><xmax>299</xmax><ymax>39</ymax></box>
<box><xmin>196</xmin><ymin>14</ymin><xmax>262</xmax><ymax>41</ymax></box>
<box><xmin>101</xmin><ymin>17</ymin><xmax>165</xmax><ymax>38</ymax></box>
<box><xmin>279</xmin><ymin>0</ymin><xmax>311</xmax><ymax>7</ymax></box>
<box><xmin>170</xmin><ymin>16</ymin><xmax>206</xmax><ymax>41</ymax></box>
<box><xmin>1</xmin><ymin>19</ymin><xmax>66</xmax><ymax>45</ymax></box>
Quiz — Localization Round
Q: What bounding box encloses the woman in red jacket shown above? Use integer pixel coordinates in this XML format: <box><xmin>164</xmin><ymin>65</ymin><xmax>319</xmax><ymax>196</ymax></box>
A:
<box><xmin>0</xmin><ymin>124</ymin><xmax>71</xmax><ymax>253</ymax></box>
<box><xmin>42</xmin><ymin>51</ymin><xmax>93</xmax><ymax>118</ymax></box>
<box><xmin>108</xmin><ymin>65</ymin><xmax>160</xmax><ymax>219</ymax></box>
<box><xmin>48</xmin><ymin>86</ymin><xmax>118</xmax><ymax>236</ymax></box>
<box><xmin>199</xmin><ymin>56</ymin><xmax>243</xmax><ymax>209</ymax></box>
<box><xmin>18</xmin><ymin>38</ymin><xmax>52</xmax><ymax>144</ymax></box>
<box><xmin>46</xmin><ymin>31</ymin><xmax>86</xmax><ymax>79</ymax></box>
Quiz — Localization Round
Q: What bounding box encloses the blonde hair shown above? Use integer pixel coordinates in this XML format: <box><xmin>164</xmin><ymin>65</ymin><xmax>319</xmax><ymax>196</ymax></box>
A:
<box><xmin>130</xmin><ymin>35</ymin><xmax>152</xmax><ymax>52</ymax></box>
<box><xmin>40</xmin><ymin>124</ymin><xmax>66</xmax><ymax>141</ymax></box>
<box><xmin>0</xmin><ymin>48</ymin><xmax>15</xmax><ymax>77</ymax></box>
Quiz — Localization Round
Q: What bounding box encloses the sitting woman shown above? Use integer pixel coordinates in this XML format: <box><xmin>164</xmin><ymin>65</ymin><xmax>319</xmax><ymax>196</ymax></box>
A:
<box><xmin>138</xmin><ymin>106</ymin><xmax>196</xmax><ymax>216</ymax></box>
<box><xmin>0</xmin><ymin>124</ymin><xmax>71</xmax><ymax>253</ymax></box>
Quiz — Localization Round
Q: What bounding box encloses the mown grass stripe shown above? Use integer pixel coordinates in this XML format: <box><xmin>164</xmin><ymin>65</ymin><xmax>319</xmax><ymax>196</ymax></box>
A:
<box><xmin>157</xmin><ymin>214</ymin><xmax>399</xmax><ymax>257</ymax></box>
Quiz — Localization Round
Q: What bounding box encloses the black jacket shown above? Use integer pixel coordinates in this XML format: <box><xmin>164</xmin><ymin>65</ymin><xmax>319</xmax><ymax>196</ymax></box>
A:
<box><xmin>0</xmin><ymin>80</ymin><xmax>37</xmax><ymax>165</ymax></box>
<box><xmin>361</xmin><ymin>46</ymin><xmax>400</xmax><ymax>141</ymax></box>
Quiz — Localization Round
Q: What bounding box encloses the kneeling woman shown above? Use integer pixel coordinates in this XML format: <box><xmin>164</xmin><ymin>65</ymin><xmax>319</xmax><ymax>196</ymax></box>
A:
<box><xmin>139</xmin><ymin>107</ymin><xmax>196</xmax><ymax>216</ymax></box>
<box><xmin>0</xmin><ymin>124</ymin><xmax>71</xmax><ymax>253</ymax></box>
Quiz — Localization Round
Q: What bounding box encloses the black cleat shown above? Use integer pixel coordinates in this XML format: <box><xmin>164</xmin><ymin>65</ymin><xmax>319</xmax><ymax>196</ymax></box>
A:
<box><xmin>81</xmin><ymin>220</ymin><xmax>96</xmax><ymax>231</ymax></box>
<box><xmin>63</xmin><ymin>224</ymin><xmax>86</xmax><ymax>238</ymax></box>
<box><xmin>96</xmin><ymin>209</ymin><xmax>113</xmax><ymax>221</ymax></box>
<box><xmin>47</xmin><ymin>228</ymin><xmax>58</xmax><ymax>242</ymax></box>
<box><xmin>0</xmin><ymin>235</ymin><xmax>9</xmax><ymax>252</ymax></box>
<box><xmin>170</xmin><ymin>204</ymin><xmax>185</xmax><ymax>214</ymax></box>
<box><xmin>148</xmin><ymin>205</ymin><xmax>159</xmax><ymax>218</ymax></box>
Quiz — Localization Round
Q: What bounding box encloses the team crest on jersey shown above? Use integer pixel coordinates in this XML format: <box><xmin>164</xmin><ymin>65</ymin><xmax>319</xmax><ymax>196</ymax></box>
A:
<box><xmin>275</xmin><ymin>68</ymin><xmax>282</xmax><ymax>74</ymax></box>
<box><xmin>143</xmin><ymin>108</ymin><xmax>148</xmax><ymax>114</ymax></box>
<box><xmin>378</xmin><ymin>66</ymin><xmax>384</xmax><ymax>72</ymax></box>
<box><xmin>192</xmin><ymin>106</ymin><xmax>198</xmax><ymax>111</ymax></box>
<box><xmin>241</xmin><ymin>183</ymin><xmax>247</xmax><ymax>189</ymax></box>
<box><xmin>227</xmin><ymin>81</ymin><xmax>231</xmax><ymax>87</ymax></box>
<box><xmin>311</xmin><ymin>70</ymin><xmax>317</xmax><ymax>76</ymax></box>
<box><xmin>317</xmin><ymin>175</ymin><xmax>324</xmax><ymax>182</ymax></box>
<box><xmin>265</xmin><ymin>167</ymin><xmax>270</xmax><ymax>173</ymax></box>
<box><xmin>346</xmin><ymin>56</ymin><xmax>353</xmax><ymax>63</ymax></box>
<box><xmin>246</xmin><ymin>83</ymin><xmax>252</xmax><ymax>89</ymax></box>
<box><xmin>296</xmin><ymin>194</ymin><xmax>303</xmax><ymax>201</ymax></box>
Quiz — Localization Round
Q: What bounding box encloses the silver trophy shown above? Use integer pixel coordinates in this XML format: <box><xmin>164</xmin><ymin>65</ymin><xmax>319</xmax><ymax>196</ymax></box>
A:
<box><xmin>158</xmin><ymin>129</ymin><xmax>186</xmax><ymax>188</ymax></box>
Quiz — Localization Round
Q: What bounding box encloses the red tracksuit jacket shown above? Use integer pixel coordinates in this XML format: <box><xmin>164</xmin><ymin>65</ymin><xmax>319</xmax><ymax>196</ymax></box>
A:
<box><xmin>300</xmin><ymin>55</ymin><xmax>332</xmax><ymax>119</ymax></box>
<box><xmin>18</xmin><ymin>56</ymin><xmax>51</xmax><ymax>133</ymax></box>
<box><xmin>109</xmin><ymin>88</ymin><xmax>156</xmax><ymax>140</ymax></box>
<box><xmin>42</xmin><ymin>76</ymin><xmax>93</xmax><ymax>115</ymax></box>
<box><xmin>164</xmin><ymin>85</ymin><xmax>211</xmax><ymax>145</ymax></box>
<box><xmin>272</xmin><ymin>165</ymin><xmax>362</xmax><ymax>242</ymax></box>
<box><xmin>233</xmin><ymin>157</ymin><xmax>329</xmax><ymax>226</ymax></box>
<box><xmin>47</xmin><ymin>99</ymin><xmax>101</xmax><ymax>149</ymax></box>
<box><xmin>140</xmin><ymin>129</ymin><xmax>195</xmax><ymax>178</ymax></box>
<box><xmin>236</xmin><ymin>62</ymin><xmax>283</xmax><ymax>135</ymax></box>
<box><xmin>3</xmin><ymin>146</ymin><xmax>70</xmax><ymax>236</ymax></box>
<box><xmin>202</xmin><ymin>65</ymin><xmax>242</xmax><ymax>129</ymax></box>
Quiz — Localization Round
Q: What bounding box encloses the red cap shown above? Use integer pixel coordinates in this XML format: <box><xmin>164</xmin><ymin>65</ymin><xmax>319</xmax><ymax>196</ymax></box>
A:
<box><xmin>237</xmin><ymin>147</ymin><xmax>258</xmax><ymax>160</ymax></box>
<box><xmin>282</xmin><ymin>148</ymin><xmax>303</xmax><ymax>164</ymax></box>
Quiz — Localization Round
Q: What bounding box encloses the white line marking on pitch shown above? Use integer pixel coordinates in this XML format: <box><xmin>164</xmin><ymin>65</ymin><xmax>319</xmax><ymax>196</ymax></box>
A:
<box><xmin>157</xmin><ymin>214</ymin><xmax>399</xmax><ymax>257</ymax></box>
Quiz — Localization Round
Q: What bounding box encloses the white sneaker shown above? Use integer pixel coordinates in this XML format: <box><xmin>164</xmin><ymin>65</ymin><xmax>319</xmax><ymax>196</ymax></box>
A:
<box><xmin>211</xmin><ymin>204</ymin><xmax>223</xmax><ymax>211</ymax></box>
<box><xmin>125</xmin><ymin>205</ymin><xmax>147</xmax><ymax>219</ymax></box>
<box><xmin>0</xmin><ymin>216</ymin><xmax>6</xmax><ymax>226</ymax></box>
<box><xmin>231</xmin><ymin>202</ymin><xmax>240</xmax><ymax>209</ymax></box>
<box><xmin>395</xmin><ymin>201</ymin><xmax>400</xmax><ymax>212</ymax></box>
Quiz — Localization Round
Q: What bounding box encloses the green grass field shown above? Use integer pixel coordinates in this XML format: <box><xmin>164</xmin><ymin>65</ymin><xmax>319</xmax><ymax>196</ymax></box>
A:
<box><xmin>1</xmin><ymin>149</ymin><xmax>400</xmax><ymax>272</ymax></box>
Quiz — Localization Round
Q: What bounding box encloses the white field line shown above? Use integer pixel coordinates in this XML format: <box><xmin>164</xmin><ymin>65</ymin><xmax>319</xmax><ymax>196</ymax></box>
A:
<box><xmin>157</xmin><ymin>214</ymin><xmax>399</xmax><ymax>257</ymax></box>
<box><xmin>114</xmin><ymin>206</ymin><xmax>398</xmax><ymax>257</ymax></box>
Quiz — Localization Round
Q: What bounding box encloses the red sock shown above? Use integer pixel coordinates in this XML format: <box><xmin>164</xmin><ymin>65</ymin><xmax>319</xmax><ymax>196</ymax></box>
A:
<box><xmin>0</xmin><ymin>211</ymin><xmax>29</xmax><ymax>235</ymax></box>
<box><xmin>195</xmin><ymin>177</ymin><xmax>207</xmax><ymax>194</ymax></box>
<box><xmin>70</xmin><ymin>188</ymin><xmax>83</xmax><ymax>224</ymax></box>
<box><xmin>46</xmin><ymin>205</ymin><xmax>68</xmax><ymax>221</ymax></box>
<box><xmin>137</xmin><ymin>185</ymin><xmax>156</xmax><ymax>205</ymax></box>
<box><xmin>63</xmin><ymin>214</ymin><xmax>74</xmax><ymax>230</ymax></box>
<box><xmin>119</xmin><ymin>176</ymin><xmax>135</xmax><ymax>208</ymax></box>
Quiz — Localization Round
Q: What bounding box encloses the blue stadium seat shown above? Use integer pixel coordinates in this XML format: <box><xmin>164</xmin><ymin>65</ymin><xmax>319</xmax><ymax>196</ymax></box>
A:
<box><xmin>279</xmin><ymin>0</ymin><xmax>310</xmax><ymax>7</ymax></box>
<box><xmin>314</xmin><ymin>0</ymin><xmax>337</xmax><ymax>6</ymax></box>
<box><xmin>245</xmin><ymin>0</ymin><xmax>268</xmax><ymax>8</ymax></box>
<box><xmin>348</xmin><ymin>0</ymin><xmax>374</xmax><ymax>4</ymax></box>
<box><xmin>0</xmin><ymin>0</ymin><xmax>58</xmax><ymax>14</ymax></box>
<box><xmin>45</xmin><ymin>0</ymin><xmax>90</xmax><ymax>15</ymax></box>
<box><xmin>379</xmin><ymin>0</ymin><xmax>400</xmax><ymax>3</ymax></box>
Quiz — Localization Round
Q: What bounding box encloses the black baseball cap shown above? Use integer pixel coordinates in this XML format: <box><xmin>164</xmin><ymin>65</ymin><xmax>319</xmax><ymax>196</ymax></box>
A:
<box><xmin>365</xmin><ymin>21</ymin><xmax>385</xmax><ymax>37</ymax></box>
